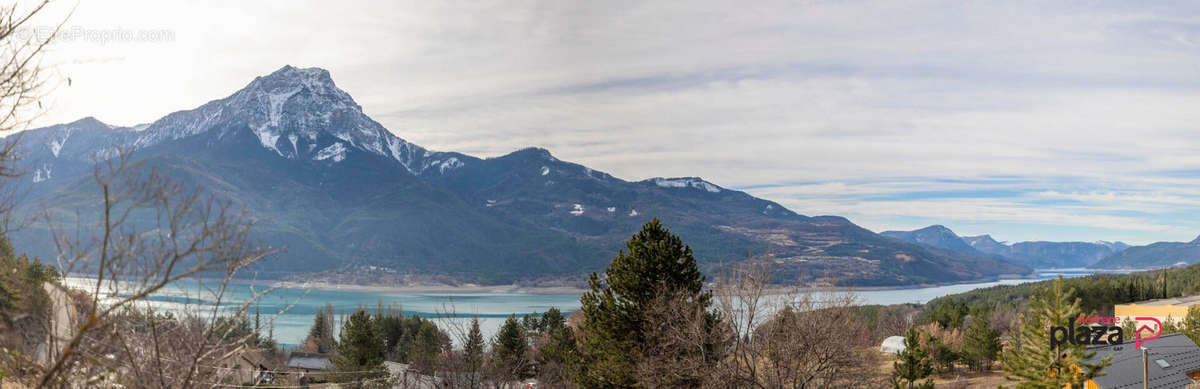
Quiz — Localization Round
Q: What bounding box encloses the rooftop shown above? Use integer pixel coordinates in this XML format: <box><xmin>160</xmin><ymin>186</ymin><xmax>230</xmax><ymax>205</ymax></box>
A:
<box><xmin>286</xmin><ymin>352</ymin><xmax>332</xmax><ymax>370</ymax></box>
<box><xmin>1120</xmin><ymin>294</ymin><xmax>1200</xmax><ymax>307</ymax></box>
<box><xmin>1085</xmin><ymin>333</ymin><xmax>1200</xmax><ymax>389</ymax></box>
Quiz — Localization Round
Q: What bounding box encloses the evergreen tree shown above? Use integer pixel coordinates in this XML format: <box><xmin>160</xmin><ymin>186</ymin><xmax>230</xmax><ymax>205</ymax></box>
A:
<box><xmin>409</xmin><ymin>320</ymin><xmax>448</xmax><ymax>370</ymax></box>
<box><xmin>214</xmin><ymin>313</ymin><xmax>256</xmax><ymax>345</ymax></box>
<box><xmin>463</xmin><ymin>318</ymin><xmax>485</xmax><ymax>388</ymax></box>
<box><xmin>928</xmin><ymin>335</ymin><xmax>958</xmax><ymax>373</ymax></box>
<box><xmin>892</xmin><ymin>328</ymin><xmax>934</xmax><ymax>389</ymax></box>
<box><xmin>1118</xmin><ymin>314</ymin><xmax>1137</xmax><ymax>340</ymax></box>
<box><xmin>306</xmin><ymin>303</ymin><xmax>336</xmax><ymax>353</ymax></box>
<box><xmin>534</xmin><ymin>308</ymin><xmax>580</xmax><ymax>386</ymax></box>
<box><xmin>491</xmin><ymin>314</ymin><xmax>532</xmax><ymax>382</ymax></box>
<box><xmin>373</xmin><ymin>309</ymin><xmax>450</xmax><ymax>367</ymax></box>
<box><xmin>962</xmin><ymin>314</ymin><xmax>1000</xmax><ymax>371</ymax></box>
<box><xmin>1002</xmin><ymin>276</ymin><xmax>1111</xmax><ymax>388</ymax></box>
<box><xmin>253</xmin><ymin>303</ymin><xmax>264</xmax><ymax>346</ymax></box>
<box><xmin>1184</xmin><ymin>307</ymin><xmax>1200</xmax><ymax>346</ymax></box>
<box><xmin>575</xmin><ymin>218</ymin><xmax>712</xmax><ymax>388</ymax></box>
<box><xmin>0</xmin><ymin>235</ymin><xmax>55</xmax><ymax>324</ymax></box>
<box><xmin>332</xmin><ymin>309</ymin><xmax>386</xmax><ymax>386</ymax></box>
<box><xmin>1163</xmin><ymin>315</ymin><xmax>1181</xmax><ymax>335</ymax></box>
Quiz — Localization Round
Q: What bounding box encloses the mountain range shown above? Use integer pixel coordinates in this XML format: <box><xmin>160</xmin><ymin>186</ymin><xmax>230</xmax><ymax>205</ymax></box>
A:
<box><xmin>881</xmin><ymin>225</ymin><xmax>1130</xmax><ymax>268</ymax></box>
<box><xmin>1089</xmin><ymin>236</ymin><xmax>1200</xmax><ymax>269</ymax></box>
<box><xmin>6</xmin><ymin>65</ymin><xmax>1031</xmax><ymax>286</ymax></box>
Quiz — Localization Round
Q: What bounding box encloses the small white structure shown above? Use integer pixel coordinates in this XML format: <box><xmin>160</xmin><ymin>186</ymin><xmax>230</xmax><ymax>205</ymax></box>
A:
<box><xmin>880</xmin><ymin>336</ymin><xmax>906</xmax><ymax>354</ymax></box>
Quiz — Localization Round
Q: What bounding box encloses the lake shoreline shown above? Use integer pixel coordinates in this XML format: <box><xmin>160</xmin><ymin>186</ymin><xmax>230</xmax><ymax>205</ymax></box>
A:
<box><xmin>269</xmin><ymin>280</ymin><xmax>590</xmax><ymax>295</ymax></box>
<box><xmin>68</xmin><ymin>267</ymin><xmax>1139</xmax><ymax>296</ymax></box>
<box><xmin>271</xmin><ymin>268</ymin><xmax>1138</xmax><ymax>296</ymax></box>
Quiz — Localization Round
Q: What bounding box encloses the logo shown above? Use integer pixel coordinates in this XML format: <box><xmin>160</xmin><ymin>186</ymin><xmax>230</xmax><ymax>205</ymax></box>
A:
<box><xmin>1133</xmin><ymin>317</ymin><xmax>1162</xmax><ymax>349</ymax></box>
<box><xmin>1048</xmin><ymin>316</ymin><xmax>1164</xmax><ymax>350</ymax></box>
<box><xmin>1049</xmin><ymin>324</ymin><xmax>1123</xmax><ymax>349</ymax></box>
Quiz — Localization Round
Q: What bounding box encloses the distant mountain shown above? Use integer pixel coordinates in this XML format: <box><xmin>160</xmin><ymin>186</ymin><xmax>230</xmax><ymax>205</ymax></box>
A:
<box><xmin>1089</xmin><ymin>236</ymin><xmax>1200</xmax><ymax>269</ymax></box>
<box><xmin>962</xmin><ymin>234</ymin><xmax>1007</xmax><ymax>255</ymax></box>
<box><xmin>6</xmin><ymin>65</ymin><xmax>1031</xmax><ymax>286</ymax></box>
<box><xmin>1096</xmin><ymin>241</ymin><xmax>1132</xmax><ymax>252</ymax></box>
<box><xmin>881</xmin><ymin>225</ymin><xmax>981</xmax><ymax>254</ymax></box>
<box><xmin>883</xmin><ymin>225</ymin><xmax>1129</xmax><ymax>268</ymax></box>
<box><xmin>1005</xmin><ymin>242</ymin><xmax>1128</xmax><ymax>268</ymax></box>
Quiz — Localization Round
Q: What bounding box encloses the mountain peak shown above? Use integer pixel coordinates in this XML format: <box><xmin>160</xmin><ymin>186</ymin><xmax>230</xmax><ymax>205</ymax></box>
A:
<box><xmin>881</xmin><ymin>225</ymin><xmax>979</xmax><ymax>254</ymax></box>
<box><xmin>114</xmin><ymin>65</ymin><xmax>443</xmax><ymax>172</ymax></box>
<box><xmin>503</xmin><ymin>147</ymin><xmax>558</xmax><ymax>161</ymax></box>
<box><xmin>73</xmin><ymin>116</ymin><xmax>104</xmax><ymax>125</ymax></box>
<box><xmin>964</xmin><ymin>234</ymin><xmax>1001</xmax><ymax>245</ymax></box>
<box><xmin>62</xmin><ymin>116</ymin><xmax>112</xmax><ymax>130</ymax></box>
<box><xmin>262</xmin><ymin>65</ymin><xmax>333</xmax><ymax>86</ymax></box>
<box><xmin>239</xmin><ymin>65</ymin><xmax>355</xmax><ymax>111</ymax></box>
<box><xmin>1190</xmin><ymin>235</ymin><xmax>1200</xmax><ymax>245</ymax></box>
<box><xmin>916</xmin><ymin>224</ymin><xmax>956</xmax><ymax>235</ymax></box>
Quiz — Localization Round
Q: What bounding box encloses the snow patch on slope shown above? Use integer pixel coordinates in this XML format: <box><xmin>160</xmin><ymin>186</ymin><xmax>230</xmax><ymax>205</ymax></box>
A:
<box><xmin>32</xmin><ymin>165</ymin><xmax>51</xmax><ymax>183</ymax></box>
<box><xmin>266</xmin><ymin>87</ymin><xmax>301</xmax><ymax>127</ymax></box>
<box><xmin>438</xmin><ymin>157</ymin><xmax>463</xmax><ymax>174</ymax></box>
<box><xmin>423</xmin><ymin>157</ymin><xmax>464</xmax><ymax>174</ymax></box>
<box><xmin>257</xmin><ymin>129</ymin><xmax>282</xmax><ymax>156</ymax></box>
<box><xmin>648</xmin><ymin>177</ymin><xmax>722</xmax><ymax>193</ymax></box>
<box><xmin>47</xmin><ymin>131</ymin><xmax>70</xmax><ymax>157</ymax></box>
<box><xmin>314</xmin><ymin>142</ymin><xmax>347</xmax><ymax>162</ymax></box>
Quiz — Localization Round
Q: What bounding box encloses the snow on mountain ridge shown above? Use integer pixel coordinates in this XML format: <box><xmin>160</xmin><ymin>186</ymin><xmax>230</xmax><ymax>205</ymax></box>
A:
<box><xmin>72</xmin><ymin>65</ymin><xmax>462</xmax><ymax>173</ymax></box>
<box><xmin>646</xmin><ymin>177</ymin><xmax>722</xmax><ymax>193</ymax></box>
<box><xmin>19</xmin><ymin>66</ymin><xmax>470</xmax><ymax>176</ymax></box>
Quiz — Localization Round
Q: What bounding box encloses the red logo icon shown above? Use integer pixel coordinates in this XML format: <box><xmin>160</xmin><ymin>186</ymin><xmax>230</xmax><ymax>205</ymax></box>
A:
<box><xmin>1134</xmin><ymin>317</ymin><xmax>1162</xmax><ymax>349</ymax></box>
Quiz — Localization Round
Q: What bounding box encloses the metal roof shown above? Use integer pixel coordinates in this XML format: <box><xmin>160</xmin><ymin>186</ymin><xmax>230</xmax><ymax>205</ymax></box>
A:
<box><xmin>1120</xmin><ymin>294</ymin><xmax>1200</xmax><ymax>307</ymax></box>
<box><xmin>1085</xmin><ymin>333</ymin><xmax>1200</xmax><ymax>389</ymax></box>
<box><xmin>286</xmin><ymin>353</ymin><xmax>333</xmax><ymax>370</ymax></box>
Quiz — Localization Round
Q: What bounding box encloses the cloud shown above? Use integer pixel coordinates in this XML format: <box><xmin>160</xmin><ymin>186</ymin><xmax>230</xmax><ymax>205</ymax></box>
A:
<box><xmin>24</xmin><ymin>0</ymin><xmax>1200</xmax><ymax>244</ymax></box>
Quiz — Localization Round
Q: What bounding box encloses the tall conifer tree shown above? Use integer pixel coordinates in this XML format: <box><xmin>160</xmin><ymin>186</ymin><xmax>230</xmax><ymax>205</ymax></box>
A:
<box><xmin>463</xmin><ymin>318</ymin><xmax>485</xmax><ymax>388</ymax></box>
<box><xmin>962</xmin><ymin>313</ymin><xmax>1001</xmax><ymax>371</ymax></box>
<box><xmin>491</xmin><ymin>314</ymin><xmax>532</xmax><ymax>382</ymax></box>
<box><xmin>575</xmin><ymin>218</ymin><xmax>712</xmax><ymax>388</ymax></box>
<box><xmin>1002</xmin><ymin>276</ymin><xmax>1110</xmax><ymax>388</ymax></box>
<box><xmin>332</xmin><ymin>309</ymin><xmax>386</xmax><ymax>386</ymax></box>
<box><xmin>892</xmin><ymin>328</ymin><xmax>934</xmax><ymax>389</ymax></box>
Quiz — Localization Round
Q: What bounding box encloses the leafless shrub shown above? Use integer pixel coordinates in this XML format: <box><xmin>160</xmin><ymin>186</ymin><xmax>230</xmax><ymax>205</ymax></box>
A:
<box><xmin>875</xmin><ymin>304</ymin><xmax>918</xmax><ymax>342</ymax></box>
<box><xmin>635</xmin><ymin>287</ymin><xmax>731</xmax><ymax>388</ymax></box>
<box><xmin>713</xmin><ymin>261</ymin><xmax>884</xmax><ymax>388</ymax></box>
<box><xmin>426</xmin><ymin>304</ymin><xmax>479</xmax><ymax>388</ymax></box>
<box><xmin>34</xmin><ymin>149</ymin><xmax>279</xmax><ymax>388</ymax></box>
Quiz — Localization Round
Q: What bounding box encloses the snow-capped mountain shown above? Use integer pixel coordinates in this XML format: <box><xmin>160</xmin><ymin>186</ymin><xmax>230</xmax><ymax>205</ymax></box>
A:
<box><xmin>20</xmin><ymin>66</ymin><xmax>462</xmax><ymax>182</ymax></box>
<box><xmin>7</xmin><ymin>66</ymin><xmax>1030</xmax><ymax>286</ymax></box>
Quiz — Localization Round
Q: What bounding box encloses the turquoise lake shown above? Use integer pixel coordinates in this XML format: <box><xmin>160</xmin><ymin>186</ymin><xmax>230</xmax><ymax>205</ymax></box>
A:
<box><xmin>64</xmin><ymin>268</ymin><xmax>1127</xmax><ymax>347</ymax></box>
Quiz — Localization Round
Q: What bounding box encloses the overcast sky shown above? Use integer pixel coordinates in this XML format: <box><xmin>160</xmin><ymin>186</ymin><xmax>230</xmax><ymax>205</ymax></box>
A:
<box><xmin>22</xmin><ymin>0</ymin><xmax>1200</xmax><ymax>245</ymax></box>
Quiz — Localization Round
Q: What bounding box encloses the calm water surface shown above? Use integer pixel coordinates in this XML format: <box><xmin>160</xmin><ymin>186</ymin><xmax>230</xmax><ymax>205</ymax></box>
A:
<box><xmin>64</xmin><ymin>268</ymin><xmax>1130</xmax><ymax>347</ymax></box>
